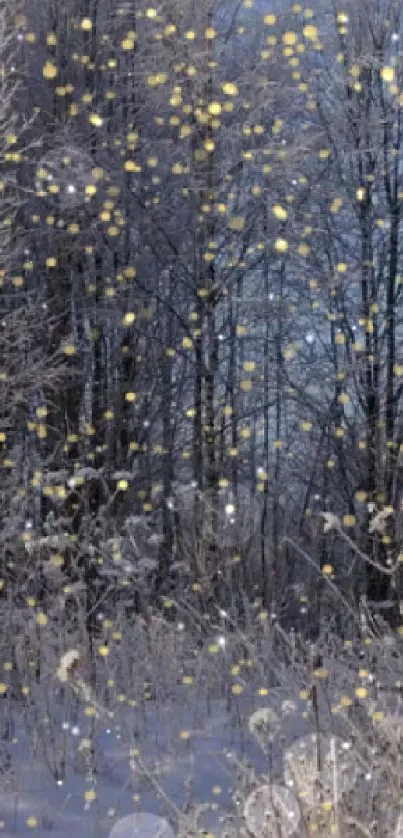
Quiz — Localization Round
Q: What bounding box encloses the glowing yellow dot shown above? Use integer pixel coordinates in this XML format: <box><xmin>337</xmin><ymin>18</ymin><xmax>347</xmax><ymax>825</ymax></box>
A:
<box><xmin>299</xmin><ymin>690</ymin><xmax>310</xmax><ymax>700</ymax></box>
<box><xmin>275</xmin><ymin>238</ymin><xmax>288</xmax><ymax>252</ymax></box>
<box><xmin>355</xmin><ymin>491</ymin><xmax>366</xmax><ymax>503</ymax></box>
<box><xmin>121</xmin><ymin>36</ymin><xmax>135</xmax><ymax>49</ymax></box>
<box><xmin>314</xmin><ymin>667</ymin><xmax>329</xmax><ymax>679</ymax></box>
<box><xmin>232</xmin><ymin>684</ymin><xmax>244</xmax><ymax>695</ymax></box>
<box><xmin>381</xmin><ymin>66</ymin><xmax>394</xmax><ymax>83</ymax></box>
<box><xmin>272</xmin><ymin>204</ymin><xmax>288</xmax><ymax>220</ymax></box>
<box><xmin>303</xmin><ymin>24</ymin><xmax>318</xmax><ymax>41</ymax></box>
<box><xmin>84</xmin><ymin>705</ymin><xmax>96</xmax><ymax>716</ymax></box>
<box><xmin>222</xmin><ymin>82</ymin><xmax>238</xmax><ymax>95</ymax></box>
<box><xmin>228</xmin><ymin>215</ymin><xmax>245</xmax><ymax>231</ymax></box>
<box><xmin>36</xmin><ymin>612</ymin><xmax>48</xmax><ymax>626</ymax></box>
<box><xmin>355</xmin><ymin>687</ymin><xmax>367</xmax><ymax>699</ymax></box>
<box><xmin>208</xmin><ymin>101</ymin><xmax>222</xmax><ymax>115</ymax></box>
<box><xmin>89</xmin><ymin>113</ymin><xmax>102</xmax><ymax>126</ymax></box>
<box><xmin>147</xmin><ymin>73</ymin><xmax>167</xmax><ymax>86</ymax></box>
<box><xmin>122</xmin><ymin>312</ymin><xmax>136</xmax><ymax>325</ymax></box>
<box><xmin>63</xmin><ymin>344</ymin><xmax>76</xmax><ymax>356</ymax></box>
<box><xmin>43</xmin><ymin>61</ymin><xmax>58</xmax><ymax>79</ymax></box>
<box><xmin>283</xmin><ymin>31</ymin><xmax>297</xmax><ymax>45</ymax></box>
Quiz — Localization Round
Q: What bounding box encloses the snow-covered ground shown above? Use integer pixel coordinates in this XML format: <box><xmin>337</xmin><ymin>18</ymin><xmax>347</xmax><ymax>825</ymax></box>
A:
<box><xmin>1</xmin><ymin>616</ymin><xmax>400</xmax><ymax>837</ymax></box>
<box><xmin>0</xmin><ymin>690</ymin><xmax>310</xmax><ymax>837</ymax></box>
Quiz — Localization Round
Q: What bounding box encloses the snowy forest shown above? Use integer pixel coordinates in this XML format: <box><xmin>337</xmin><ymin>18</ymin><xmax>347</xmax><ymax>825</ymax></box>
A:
<box><xmin>3</xmin><ymin>0</ymin><xmax>403</xmax><ymax>835</ymax></box>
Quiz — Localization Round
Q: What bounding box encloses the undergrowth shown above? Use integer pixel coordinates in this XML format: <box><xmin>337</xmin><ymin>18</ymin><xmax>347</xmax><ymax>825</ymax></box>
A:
<box><xmin>0</xmin><ymin>585</ymin><xmax>403</xmax><ymax>836</ymax></box>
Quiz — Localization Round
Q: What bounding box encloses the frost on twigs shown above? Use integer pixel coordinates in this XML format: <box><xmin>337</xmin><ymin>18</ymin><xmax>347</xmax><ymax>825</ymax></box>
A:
<box><xmin>248</xmin><ymin>706</ymin><xmax>281</xmax><ymax>749</ymax></box>
<box><xmin>368</xmin><ymin>506</ymin><xmax>394</xmax><ymax>534</ymax></box>
<box><xmin>56</xmin><ymin>649</ymin><xmax>80</xmax><ymax>683</ymax></box>
<box><xmin>56</xmin><ymin>649</ymin><xmax>113</xmax><ymax>719</ymax></box>
<box><xmin>24</xmin><ymin>533</ymin><xmax>71</xmax><ymax>556</ymax></box>
<box><xmin>366</xmin><ymin>696</ymin><xmax>403</xmax><ymax>748</ymax></box>
<box><xmin>284</xmin><ymin>733</ymin><xmax>359</xmax><ymax>809</ymax></box>
<box><xmin>243</xmin><ymin>783</ymin><xmax>300</xmax><ymax>838</ymax></box>
<box><xmin>321</xmin><ymin>512</ymin><xmax>341</xmax><ymax>533</ymax></box>
<box><xmin>395</xmin><ymin>812</ymin><xmax>403</xmax><ymax>837</ymax></box>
